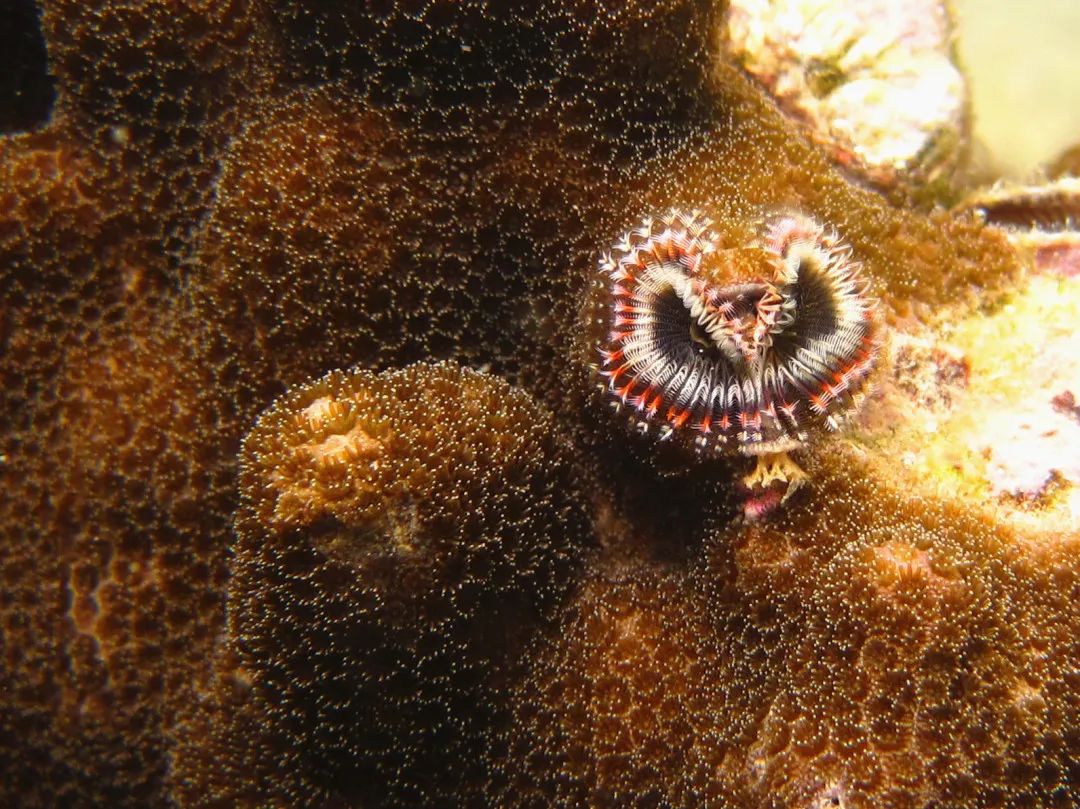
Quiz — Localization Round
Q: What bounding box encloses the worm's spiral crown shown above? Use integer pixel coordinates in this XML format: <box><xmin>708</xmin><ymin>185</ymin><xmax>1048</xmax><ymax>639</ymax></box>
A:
<box><xmin>594</xmin><ymin>210</ymin><xmax>877</xmax><ymax>455</ymax></box>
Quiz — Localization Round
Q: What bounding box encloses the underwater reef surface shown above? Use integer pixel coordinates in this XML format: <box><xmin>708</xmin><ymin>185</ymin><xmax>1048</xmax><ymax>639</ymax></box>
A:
<box><xmin>0</xmin><ymin>1</ymin><xmax>1078</xmax><ymax>807</ymax></box>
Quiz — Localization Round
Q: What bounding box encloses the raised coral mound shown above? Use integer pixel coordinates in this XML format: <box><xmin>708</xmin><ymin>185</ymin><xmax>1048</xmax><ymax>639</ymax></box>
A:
<box><xmin>493</xmin><ymin>566</ymin><xmax>748</xmax><ymax>808</ymax></box>
<box><xmin>496</xmin><ymin>444</ymin><xmax>1080</xmax><ymax>808</ymax></box>
<box><xmin>699</xmin><ymin>447</ymin><xmax>1080</xmax><ymax>808</ymax></box>
<box><xmin>171</xmin><ymin>362</ymin><xmax>591</xmax><ymax>806</ymax></box>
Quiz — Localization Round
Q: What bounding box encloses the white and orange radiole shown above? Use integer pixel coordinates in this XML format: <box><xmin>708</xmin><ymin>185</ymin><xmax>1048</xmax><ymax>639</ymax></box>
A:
<box><xmin>593</xmin><ymin>209</ymin><xmax>878</xmax><ymax>516</ymax></box>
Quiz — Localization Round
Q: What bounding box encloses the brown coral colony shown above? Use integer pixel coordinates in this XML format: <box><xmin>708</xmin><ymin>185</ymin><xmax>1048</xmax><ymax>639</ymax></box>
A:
<box><xmin>3</xmin><ymin>0</ymin><xmax>1079</xmax><ymax>807</ymax></box>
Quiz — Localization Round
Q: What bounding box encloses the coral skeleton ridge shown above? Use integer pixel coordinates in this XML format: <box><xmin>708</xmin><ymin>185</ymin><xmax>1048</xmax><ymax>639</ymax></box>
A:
<box><xmin>1</xmin><ymin>0</ymin><xmax>1078</xmax><ymax>807</ymax></box>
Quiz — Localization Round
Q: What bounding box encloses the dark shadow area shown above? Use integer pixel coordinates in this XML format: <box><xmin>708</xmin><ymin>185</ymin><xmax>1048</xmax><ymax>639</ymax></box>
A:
<box><xmin>0</xmin><ymin>0</ymin><xmax>55</xmax><ymax>133</ymax></box>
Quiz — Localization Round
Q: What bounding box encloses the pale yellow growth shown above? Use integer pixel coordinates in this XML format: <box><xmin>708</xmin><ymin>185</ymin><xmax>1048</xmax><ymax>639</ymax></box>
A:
<box><xmin>867</xmin><ymin>540</ymin><xmax>961</xmax><ymax>595</ymax></box>
<box><xmin>1009</xmin><ymin>680</ymin><xmax>1048</xmax><ymax>715</ymax></box>
<box><xmin>742</xmin><ymin>451</ymin><xmax>807</xmax><ymax>493</ymax></box>
<box><xmin>300</xmin><ymin>395</ymin><xmax>345</xmax><ymax>427</ymax></box>
<box><xmin>295</xmin><ymin>394</ymin><xmax>384</xmax><ymax>465</ymax></box>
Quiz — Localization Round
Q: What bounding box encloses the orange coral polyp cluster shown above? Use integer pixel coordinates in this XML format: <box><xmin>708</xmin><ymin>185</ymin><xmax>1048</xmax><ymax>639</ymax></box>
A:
<box><xmin>594</xmin><ymin>210</ymin><xmax>878</xmax><ymax>456</ymax></box>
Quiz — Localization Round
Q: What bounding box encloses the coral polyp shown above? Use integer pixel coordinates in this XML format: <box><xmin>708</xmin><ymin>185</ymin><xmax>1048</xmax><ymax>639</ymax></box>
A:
<box><xmin>590</xmin><ymin>211</ymin><xmax>878</xmax><ymax>459</ymax></box>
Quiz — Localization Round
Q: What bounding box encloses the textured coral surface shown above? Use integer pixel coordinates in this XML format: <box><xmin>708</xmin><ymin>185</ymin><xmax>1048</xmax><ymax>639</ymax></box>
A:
<box><xmin>1</xmin><ymin>1</ymin><xmax>1077</xmax><ymax>808</ymax></box>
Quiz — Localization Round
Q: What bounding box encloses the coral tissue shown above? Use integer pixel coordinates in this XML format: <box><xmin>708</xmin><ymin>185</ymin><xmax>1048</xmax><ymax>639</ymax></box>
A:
<box><xmin>0</xmin><ymin>1</ymin><xmax>1076</xmax><ymax>808</ymax></box>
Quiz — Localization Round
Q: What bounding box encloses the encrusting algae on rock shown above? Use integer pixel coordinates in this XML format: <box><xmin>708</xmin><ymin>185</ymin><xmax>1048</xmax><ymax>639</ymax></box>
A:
<box><xmin>0</xmin><ymin>1</ymin><xmax>1078</xmax><ymax>807</ymax></box>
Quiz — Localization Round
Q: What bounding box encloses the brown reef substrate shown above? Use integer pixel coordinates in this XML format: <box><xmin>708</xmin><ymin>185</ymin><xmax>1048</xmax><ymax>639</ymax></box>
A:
<box><xmin>1</xmin><ymin>2</ymin><xmax>1077</xmax><ymax>808</ymax></box>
